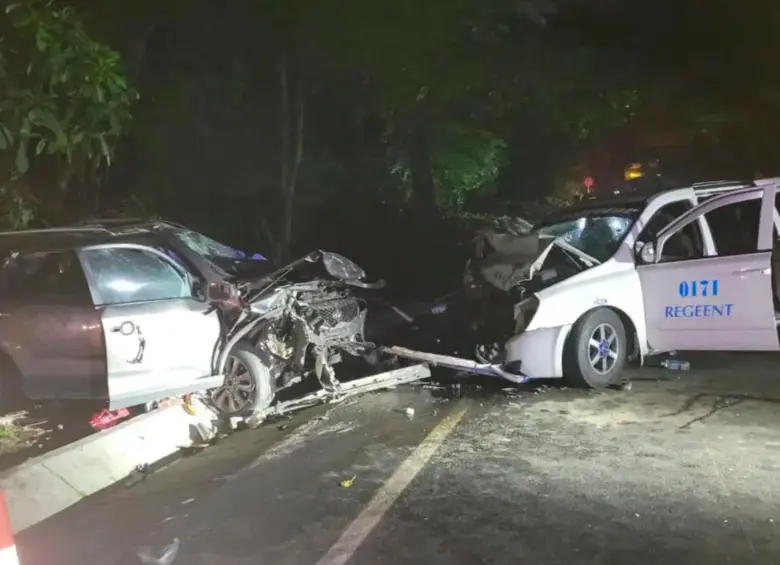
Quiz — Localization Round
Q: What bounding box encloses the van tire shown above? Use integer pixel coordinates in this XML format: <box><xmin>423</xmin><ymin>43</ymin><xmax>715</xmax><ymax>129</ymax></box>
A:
<box><xmin>210</xmin><ymin>342</ymin><xmax>275</xmax><ymax>418</ymax></box>
<box><xmin>563</xmin><ymin>308</ymin><xmax>627</xmax><ymax>389</ymax></box>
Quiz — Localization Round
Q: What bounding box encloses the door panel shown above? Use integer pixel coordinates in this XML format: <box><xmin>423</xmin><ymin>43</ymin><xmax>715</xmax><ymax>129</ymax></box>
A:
<box><xmin>638</xmin><ymin>185</ymin><xmax>779</xmax><ymax>353</ymax></box>
<box><xmin>101</xmin><ymin>299</ymin><xmax>222</xmax><ymax>409</ymax></box>
<box><xmin>79</xmin><ymin>244</ymin><xmax>224</xmax><ymax>410</ymax></box>
<box><xmin>639</xmin><ymin>253</ymin><xmax>777</xmax><ymax>351</ymax></box>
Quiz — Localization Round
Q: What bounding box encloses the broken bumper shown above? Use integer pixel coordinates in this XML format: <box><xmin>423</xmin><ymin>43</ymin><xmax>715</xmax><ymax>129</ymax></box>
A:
<box><xmin>381</xmin><ymin>346</ymin><xmax>530</xmax><ymax>384</ymax></box>
<box><xmin>504</xmin><ymin>324</ymin><xmax>572</xmax><ymax>379</ymax></box>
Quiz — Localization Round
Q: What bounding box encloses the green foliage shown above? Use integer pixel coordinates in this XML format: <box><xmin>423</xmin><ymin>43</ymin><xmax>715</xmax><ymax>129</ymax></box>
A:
<box><xmin>430</xmin><ymin>126</ymin><xmax>508</xmax><ymax>210</ymax></box>
<box><xmin>0</xmin><ymin>0</ymin><xmax>136</xmax><ymax>186</ymax></box>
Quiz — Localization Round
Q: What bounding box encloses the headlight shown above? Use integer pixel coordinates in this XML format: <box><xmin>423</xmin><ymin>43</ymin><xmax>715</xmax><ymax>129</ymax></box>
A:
<box><xmin>513</xmin><ymin>296</ymin><xmax>539</xmax><ymax>334</ymax></box>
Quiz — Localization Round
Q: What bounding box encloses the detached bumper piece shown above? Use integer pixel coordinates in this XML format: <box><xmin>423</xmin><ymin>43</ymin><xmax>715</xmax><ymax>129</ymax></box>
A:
<box><xmin>244</xmin><ymin>363</ymin><xmax>431</xmax><ymax>428</ymax></box>
<box><xmin>380</xmin><ymin>346</ymin><xmax>530</xmax><ymax>384</ymax></box>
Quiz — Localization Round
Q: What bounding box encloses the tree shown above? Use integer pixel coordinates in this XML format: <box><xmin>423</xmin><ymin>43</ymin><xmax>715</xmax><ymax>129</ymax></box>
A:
<box><xmin>0</xmin><ymin>0</ymin><xmax>136</xmax><ymax>226</ymax></box>
<box><xmin>292</xmin><ymin>0</ymin><xmax>639</xmax><ymax>212</ymax></box>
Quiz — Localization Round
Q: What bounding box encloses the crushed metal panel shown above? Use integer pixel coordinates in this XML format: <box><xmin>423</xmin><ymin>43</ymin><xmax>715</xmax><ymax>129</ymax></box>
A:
<box><xmin>245</xmin><ymin>364</ymin><xmax>431</xmax><ymax>427</ymax></box>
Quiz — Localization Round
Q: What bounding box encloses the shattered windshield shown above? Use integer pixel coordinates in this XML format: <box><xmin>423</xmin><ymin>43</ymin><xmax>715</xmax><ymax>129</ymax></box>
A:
<box><xmin>535</xmin><ymin>207</ymin><xmax>640</xmax><ymax>262</ymax></box>
<box><xmin>174</xmin><ymin>230</ymin><xmax>250</xmax><ymax>266</ymax></box>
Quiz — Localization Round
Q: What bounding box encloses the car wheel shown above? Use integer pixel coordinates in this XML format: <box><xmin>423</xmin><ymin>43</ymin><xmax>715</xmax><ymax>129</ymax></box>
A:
<box><xmin>563</xmin><ymin>307</ymin><xmax>627</xmax><ymax>389</ymax></box>
<box><xmin>210</xmin><ymin>342</ymin><xmax>274</xmax><ymax>418</ymax></box>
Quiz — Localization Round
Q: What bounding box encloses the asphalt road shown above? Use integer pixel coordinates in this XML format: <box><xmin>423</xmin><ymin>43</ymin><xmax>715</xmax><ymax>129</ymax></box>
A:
<box><xmin>16</xmin><ymin>352</ymin><xmax>780</xmax><ymax>565</ymax></box>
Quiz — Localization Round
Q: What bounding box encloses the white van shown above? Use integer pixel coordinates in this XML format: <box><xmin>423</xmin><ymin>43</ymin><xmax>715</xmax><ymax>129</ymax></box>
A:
<box><xmin>498</xmin><ymin>178</ymin><xmax>780</xmax><ymax>388</ymax></box>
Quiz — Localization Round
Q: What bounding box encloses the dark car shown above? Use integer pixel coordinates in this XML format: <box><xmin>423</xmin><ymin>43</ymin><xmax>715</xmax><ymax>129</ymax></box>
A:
<box><xmin>0</xmin><ymin>219</ymin><xmax>263</xmax><ymax>410</ymax></box>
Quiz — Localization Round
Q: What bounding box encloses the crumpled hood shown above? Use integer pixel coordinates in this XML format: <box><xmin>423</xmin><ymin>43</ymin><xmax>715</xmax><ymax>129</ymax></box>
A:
<box><xmin>476</xmin><ymin>230</ymin><xmax>557</xmax><ymax>292</ymax></box>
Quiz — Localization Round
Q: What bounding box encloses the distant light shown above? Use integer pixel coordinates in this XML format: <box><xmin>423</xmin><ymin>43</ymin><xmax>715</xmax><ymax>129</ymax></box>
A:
<box><xmin>625</xmin><ymin>163</ymin><xmax>643</xmax><ymax>181</ymax></box>
<box><xmin>583</xmin><ymin>176</ymin><xmax>594</xmax><ymax>189</ymax></box>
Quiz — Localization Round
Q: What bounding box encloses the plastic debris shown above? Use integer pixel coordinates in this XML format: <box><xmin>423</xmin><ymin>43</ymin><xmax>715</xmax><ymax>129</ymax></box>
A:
<box><xmin>192</xmin><ymin>422</ymin><xmax>216</xmax><ymax>443</ymax></box>
<box><xmin>660</xmin><ymin>359</ymin><xmax>690</xmax><ymax>371</ymax></box>
<box><xmin>405</xmin><ymin>407</ymin><xmax>415</xmax><ymax>420</ymax></box>
<box><xmin>340</xmin><ymin>475</ymin><xmax>357</xmax><ymax>488</ymax></box>
<box><xmin>89</xmin><ymin>408</ymin><xmax>131</xmax><ymax>431</ymax></box>
<box><xmin>136</xmin><ymin>537</ymin><xmax>180</xmax><ymax>565</ymax></box>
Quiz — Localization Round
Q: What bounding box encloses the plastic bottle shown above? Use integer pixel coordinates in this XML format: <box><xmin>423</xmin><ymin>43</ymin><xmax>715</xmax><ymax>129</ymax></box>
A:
<box><xmin>660</xmin><ymin>358</ymin><xmax>690</xmax><ymax>371</ymax></box>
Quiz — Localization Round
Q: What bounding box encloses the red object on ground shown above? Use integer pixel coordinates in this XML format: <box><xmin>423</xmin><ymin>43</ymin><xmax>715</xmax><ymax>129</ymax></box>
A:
<box><xmin>0</xmin><ymin>491</ymin><xmax>20</xmax><ymax>565</ymax></box>
<box><xmin>88</xmin><ymin>408</ymin><xmax>131</xmax><ymax>431</ymax></box>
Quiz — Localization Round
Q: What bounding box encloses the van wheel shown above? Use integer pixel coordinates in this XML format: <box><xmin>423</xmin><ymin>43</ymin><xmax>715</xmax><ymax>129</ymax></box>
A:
<box><xmin>563</xmin><ymin>308</ymin><xmax>627</xmax><ymax>389</ymax></box>
<box><xmin>210</xmin><ymin>342</ymin><xmax>275</xmax><ymax>418</ymax></box>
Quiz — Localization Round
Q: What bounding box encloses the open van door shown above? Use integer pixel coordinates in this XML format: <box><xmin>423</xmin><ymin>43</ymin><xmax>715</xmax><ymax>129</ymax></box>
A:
<box><xmin>637</xmin><ymin>184</ymin><xmax>779</xmax><ymax>353</ymax></box>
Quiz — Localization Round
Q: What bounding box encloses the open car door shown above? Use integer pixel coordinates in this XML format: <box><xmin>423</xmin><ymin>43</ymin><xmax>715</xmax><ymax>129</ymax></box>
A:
<box><xmin>80</xmin><ymin>245</ymin><xmax>224</xmax><ymax>409</ymax></box>
<box><xmin>637</xmin><ymin>184</ymin><xmax>780</xmax><ymax>353</ymax></box>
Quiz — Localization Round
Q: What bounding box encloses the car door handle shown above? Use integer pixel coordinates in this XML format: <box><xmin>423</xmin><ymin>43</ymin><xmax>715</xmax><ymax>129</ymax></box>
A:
<box><xmin>732</xmin><ymin>267</ymin><xmax>771</xmax><ymax>275</ymax></box>
<box><xmin>110</xmin><ymin>321</ymin><xmax>136</xmax><ymax>335</ymax></box>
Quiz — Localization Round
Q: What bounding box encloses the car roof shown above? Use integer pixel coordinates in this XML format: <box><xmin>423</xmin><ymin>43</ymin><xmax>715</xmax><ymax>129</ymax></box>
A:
<box><xmin>582</xmin><ymin>178</ymin><xmax>769</xmax><ymax>207</ymax></box>
<box><xmin>0</xmin><ymin>224</ymin><xmax>170</xmax><ymax>254</ymax></box>
<box><xmin>537</xmin><ymin>178</ymin><xmax>772</xmax><ymax>226</ymax></box>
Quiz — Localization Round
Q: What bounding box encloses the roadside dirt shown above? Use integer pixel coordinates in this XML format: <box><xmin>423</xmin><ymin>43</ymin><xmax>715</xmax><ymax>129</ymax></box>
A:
<box><xmin>0</xmin><ymin>412</ymin><xmax>47</xmax><ymax>457</ymax></box>
<box><xmin>0</xmin><ymin>404</ymin><xmax>99</xmax><ymax>471</ymax></box>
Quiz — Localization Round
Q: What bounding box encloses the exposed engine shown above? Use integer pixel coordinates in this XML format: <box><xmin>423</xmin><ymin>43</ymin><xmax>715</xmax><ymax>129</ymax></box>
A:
<box><xmin>213</xmin><ymin>251</ymin><xmax>380</xmax><ymax>407</ymax></box>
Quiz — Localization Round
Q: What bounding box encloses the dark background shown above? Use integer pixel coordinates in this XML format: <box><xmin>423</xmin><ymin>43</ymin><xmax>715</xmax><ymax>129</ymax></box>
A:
<box><xmin>2</xmin><ymin>0</ymin><xmax>780</xmax><ymax>298</ymax></box>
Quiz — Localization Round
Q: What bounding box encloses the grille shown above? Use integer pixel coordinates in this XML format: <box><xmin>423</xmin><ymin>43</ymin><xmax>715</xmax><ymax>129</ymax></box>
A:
<box><xmin>309</xmin><ymin>297</ymin><xmax>361</xmax><ymax>327</ymax></box>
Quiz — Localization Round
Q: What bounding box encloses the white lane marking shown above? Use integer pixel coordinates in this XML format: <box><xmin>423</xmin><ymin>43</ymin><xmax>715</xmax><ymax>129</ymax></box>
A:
<box><xmin>315</xmin><ymin>406</ymin><xmax>468</xmax><ymax>565</ymax></box>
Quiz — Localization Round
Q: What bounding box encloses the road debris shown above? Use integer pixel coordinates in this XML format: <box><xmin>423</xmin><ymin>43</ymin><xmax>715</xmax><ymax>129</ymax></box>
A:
<box><xmin>0</xmin><ymin>412</ymin><xmax>47</xmax><ymax>456</ymax></box>
<box><xmin>88</xmin><ymin>408</ymin><xmax>131</xmax><ymax>431</ymax></box>
<box><xmin>661</xmin><ymin>358</ymin><xmax>691</xmax><ymax>371</ymax></box>
<box><xmin>340</xmin><ymin>475</ymin><xmax>357</xmax><ymax>488</ymax></box>
<box><xmin>136</xmin><ymin>537</ymin><xmax>180</xmax><ymax>565</ymax></box>
<box><xmin>405</xmin><ymin>407</ymin><xmax>415</xmax><ymax>420</ymax></box>
<box><xmin>244</xmin><ymin>364</ymin><xmax>430</xmax><ymax>429</ymax></box>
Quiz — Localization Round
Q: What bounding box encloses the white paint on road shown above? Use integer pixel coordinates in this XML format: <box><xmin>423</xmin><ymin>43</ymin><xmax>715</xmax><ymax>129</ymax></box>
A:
<box><xmin>315</xmin><ymin>406</ymin><xmax>468</xmax><ymax>565</ymax></box>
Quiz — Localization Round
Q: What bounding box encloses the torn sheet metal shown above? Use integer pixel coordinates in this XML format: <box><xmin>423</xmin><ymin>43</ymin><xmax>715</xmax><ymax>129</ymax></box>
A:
<box><xmin>245</xmin><ymin>363</ymin><xmax>431</xmax><ymax>427</ymax></box>
<box><xmin>380</xmin><ymin>346</ymin><xmax>530</xmax><ymax>384</ymax></box>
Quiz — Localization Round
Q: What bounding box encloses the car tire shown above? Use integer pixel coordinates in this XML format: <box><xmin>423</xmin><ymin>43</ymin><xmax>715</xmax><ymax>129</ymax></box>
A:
<box><xmin>563</xmin><ymin>307</ymin><xmax>627</xmax><ymax>389</ymax></box>
<box><xmin>210</xmin><ymin>342</ymin><xmax>275</xmax><ymax>418</ymax></box>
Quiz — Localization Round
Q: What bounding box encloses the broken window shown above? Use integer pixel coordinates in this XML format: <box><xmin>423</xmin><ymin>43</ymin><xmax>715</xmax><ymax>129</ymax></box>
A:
<box><xmin>82</xmin><ymin>247</ymin><xmax>191</xmax><ymax>306</ymax></box>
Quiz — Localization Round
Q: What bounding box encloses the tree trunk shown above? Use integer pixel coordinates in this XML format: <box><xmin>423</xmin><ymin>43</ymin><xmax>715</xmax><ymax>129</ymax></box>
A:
<box><xmin>407</xmin><ymin>126</ymin><xmax>437</xmax><ymax>212</ymax></box>
<box><xmin>277</xmin><ymin>55</ymin><xmax>305</xmax><ymax>263</ymax></box>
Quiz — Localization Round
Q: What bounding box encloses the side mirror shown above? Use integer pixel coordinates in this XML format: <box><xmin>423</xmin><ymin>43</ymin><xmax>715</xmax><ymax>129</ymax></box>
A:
<box><xmin>206</xmin><ymin>281</ymin><xmax>240</xmax><ymax>303</ymax></box>
<box><xmin>636</xmin><ymin>241</ymin><xmax>657</xmax><ymax>264</ymax></box>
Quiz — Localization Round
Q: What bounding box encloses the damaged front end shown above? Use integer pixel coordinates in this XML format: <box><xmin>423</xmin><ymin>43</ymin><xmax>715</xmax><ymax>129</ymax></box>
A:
<box><xmin>205</xmin><ymin>250</ymin><xmax>415</xmax><ymax>421</ymax></box>
<box><xmin>386</xmin><ymin>217</ymin><xmax>606</xmax><ymax>382</ymax></box>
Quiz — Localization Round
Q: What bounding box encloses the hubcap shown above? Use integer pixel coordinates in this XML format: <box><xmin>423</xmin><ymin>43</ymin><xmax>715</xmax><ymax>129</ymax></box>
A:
<box><xmin>212</xmin><ymin>356</ymin><xmax>255</xmax><ymax>413</ymax></box>
<box><xmin>588</xmin><ymin>323</ymin><xmax>619</xmax><ymax>375</ymax></box>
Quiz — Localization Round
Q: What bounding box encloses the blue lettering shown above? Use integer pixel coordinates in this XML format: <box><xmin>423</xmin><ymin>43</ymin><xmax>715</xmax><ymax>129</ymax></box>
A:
<box><xmin>711</xmin><ymin>305</ymin><xmax>722</xmax><ymax>316</ymax></box>
<box><xmin>676</xmin><ymin>279</ymin><xmax>721</xmax><ymax>298</ymax></box>
<box><xmin>663</xmin><ymin>303</ymin><xmax>733</xmax><ymax>318</ymax></box>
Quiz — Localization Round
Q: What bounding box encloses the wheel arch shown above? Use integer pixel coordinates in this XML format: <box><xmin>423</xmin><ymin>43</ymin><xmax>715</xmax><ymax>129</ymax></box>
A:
<box><xmin>605</xmin><ymin>306</ymin><xmax>642</xmax><ymax>367</ymax></box>
<box><xmin>560</xmin><ymin>305</ymin><xmax>641</xmax><ymax>372</ymax></box>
